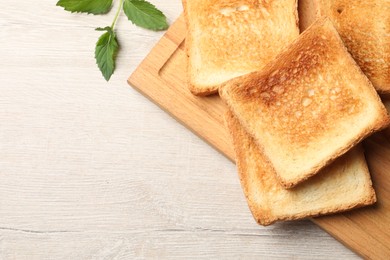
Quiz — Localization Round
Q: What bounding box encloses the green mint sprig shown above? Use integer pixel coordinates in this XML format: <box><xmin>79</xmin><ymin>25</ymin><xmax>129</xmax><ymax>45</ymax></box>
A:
<box><xmin>57</xmin><ymin>0</ymin><xmax>169</xmax><ymax>81</ymax></box>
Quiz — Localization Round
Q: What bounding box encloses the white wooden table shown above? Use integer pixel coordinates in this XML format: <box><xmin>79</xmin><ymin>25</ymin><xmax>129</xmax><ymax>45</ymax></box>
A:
<box><xmin>0</xmin><ymin>1</ymin><xmax>359</xmax><ymax>259</ymax></box>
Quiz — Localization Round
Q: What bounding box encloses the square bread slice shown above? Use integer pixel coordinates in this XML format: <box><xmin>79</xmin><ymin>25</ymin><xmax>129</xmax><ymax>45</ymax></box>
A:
<box><xmin>182</xmin><ymin>0</ymin><xmax>299</xmax><ymax>96</ymax></box>
<box><xmin>220</xmin><ymin>18</ymin><xmax>390</xmax><ymax>188</ymax></box>
<box><xmin>226</xmin><ymin>111</ymin><xmax>376</xmax><ymax>226</ymax></box>
<box><xmin>299</xmin><ymin>0</ymin><xmax>390</xmax><ymax>93</ymax></box>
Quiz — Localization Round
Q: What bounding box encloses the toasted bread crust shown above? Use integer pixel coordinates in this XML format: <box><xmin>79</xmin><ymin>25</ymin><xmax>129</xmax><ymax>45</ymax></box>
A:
<box><xmin>311</xmin><ymin>0</ymin><xmax>390</xmax><ymax>93</ymax></box>
<box><xmin>226</xmin><ymin>111</ymin><xmax>376</xmax><ymax>226</ymax></box>
<box><xmin>182</xmin><ymin>0</ymin><xmax>219</xmax><ymax>96</ymax></box>
<box><xmin>220</xmin><ymin>18</ymin><xmax>390</xmax><ymax>188</ymax></box>
<box><xmin>182</xmin><ymin>0</ymin><xmax>299</xmax><ymax>96</ymax></box>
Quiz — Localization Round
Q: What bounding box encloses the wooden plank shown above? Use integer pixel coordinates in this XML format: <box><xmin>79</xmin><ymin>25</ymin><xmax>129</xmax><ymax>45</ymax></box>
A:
<box><xmin>128</xmin><ymin>14</ymin><xmax>390</xmax><ymax>259</ymax></box>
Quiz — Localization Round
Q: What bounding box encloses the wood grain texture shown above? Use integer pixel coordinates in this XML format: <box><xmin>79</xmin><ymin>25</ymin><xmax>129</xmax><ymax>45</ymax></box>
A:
<box><xmin>129</xmin><ymin>13</ymin><xmax>390</xmax><ymax>259</ymax></box>
<box><xmin>0</xmin><ymin>1</ymin><xmax>360</xmax><ymax>259</ymax></box>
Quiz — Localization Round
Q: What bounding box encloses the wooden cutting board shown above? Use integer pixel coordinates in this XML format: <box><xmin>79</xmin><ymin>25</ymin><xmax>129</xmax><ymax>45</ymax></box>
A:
<box><xmin>128</xmin><ymin>15</ymin><xmax>390</xmax><ymax>259</ymax></box>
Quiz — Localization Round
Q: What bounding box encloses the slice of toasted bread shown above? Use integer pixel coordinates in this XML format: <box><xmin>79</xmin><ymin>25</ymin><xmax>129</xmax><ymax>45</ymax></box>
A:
<box><xmin>182</xmin><ymin>0</ymin><xmax>299</xmax><ymax>96</ymax></box>
<box><xmin>220</xmin><ymin>18</ymin><xmax>390</xmax><ymax>188</ymax></box>
<box><xmin>226</xmin><ymin>111</ymin><xmax>376</xmax><ymax>226</ymax></box>
<box><xmin>299</xmin><ymin>0</ymin><xmax>390</xmax><ymax>93</ymax></box>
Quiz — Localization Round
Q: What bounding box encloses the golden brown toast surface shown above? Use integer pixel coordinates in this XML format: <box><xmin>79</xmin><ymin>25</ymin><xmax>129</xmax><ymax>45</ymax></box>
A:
<box><xmin>309</xmin><ymin>0</ymin><xmax>390</xmax><ymax>92</ymax></box>
<box><xmin>183</xmin><ymin>0</ymin><xmax>299</xmax><ymax>95</ymax></box>
<box><xmin>220</xmin><ymin>18</ymin><xmax>390</xmax><ymax>188</ymax></box>
<box><xmin>226</xmin><ymin>111</ymin><xmax>376</xmax><ymax>226</ymax></box>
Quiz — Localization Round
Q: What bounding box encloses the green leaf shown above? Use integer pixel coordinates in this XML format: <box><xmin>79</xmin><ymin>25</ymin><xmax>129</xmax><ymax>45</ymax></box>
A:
<box><xmin>123</xmin><ymin>0</ymin><xmax>168</xmax><ymax>31</ymax></box>
<box><xmin>57</xmin><ymin>0</ymin><xmax>113</xmax><ymax>15</ymax></box>
<box><xmin>95</xmin><ymin>27</ymin><xmax>119</xmax><ymax>81</ymax></box>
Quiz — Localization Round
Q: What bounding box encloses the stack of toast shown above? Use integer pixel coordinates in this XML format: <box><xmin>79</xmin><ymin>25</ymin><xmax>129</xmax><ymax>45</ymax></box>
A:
<box><xmin>183</xmin><ymin>0</ymin><xmax>390</xmax><ymax>225</ymax></box>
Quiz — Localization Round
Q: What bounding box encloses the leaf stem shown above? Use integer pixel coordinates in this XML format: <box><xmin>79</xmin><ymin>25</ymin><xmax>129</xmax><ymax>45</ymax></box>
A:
<box><xmin>111</xmin><ymin>0</ymin><xmax>124</xmax><ymax>29</ymax></box>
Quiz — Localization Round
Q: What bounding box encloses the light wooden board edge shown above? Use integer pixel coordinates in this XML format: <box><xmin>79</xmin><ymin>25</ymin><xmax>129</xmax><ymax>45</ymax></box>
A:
<box><xmin>128</xmin><ymin>14</ymin><xmax>390</xmax><ymax>260</ymax></box>
<box><xmin>128</xmin><ymin>15</ymin><xmax>235</xmax><ymax>161</ymax></box>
